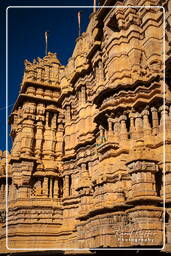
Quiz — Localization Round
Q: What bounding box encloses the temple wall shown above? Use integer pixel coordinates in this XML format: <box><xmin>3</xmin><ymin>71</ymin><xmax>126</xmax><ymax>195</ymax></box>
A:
<box><xmin>0</xmin><ymin>0</ymin><xmax>171</xmax><ymax>253</ymax></box>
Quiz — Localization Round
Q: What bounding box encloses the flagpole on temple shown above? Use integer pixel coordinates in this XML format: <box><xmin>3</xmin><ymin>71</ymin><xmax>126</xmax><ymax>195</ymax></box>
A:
<box><xmin>77</xmin><ymin>11</ymin><xmax>81</xmax><ymax>37</ymax></box>
<box><xmin>45</xmin><ymin>31</ymin><xmax>48</xmax><ymax>56</ymax></box>
<box><xmin>93</xmin><ymin>0</ymin><xmax>96</xmax><ymax>12</ymax></box>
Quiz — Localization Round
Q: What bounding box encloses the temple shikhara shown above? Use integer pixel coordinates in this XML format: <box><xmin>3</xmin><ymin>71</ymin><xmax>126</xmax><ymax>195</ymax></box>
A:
<box><xmin>0</xmin><ymin>0</ymin><xmax>171</xmax><ymax>254</ymax></box>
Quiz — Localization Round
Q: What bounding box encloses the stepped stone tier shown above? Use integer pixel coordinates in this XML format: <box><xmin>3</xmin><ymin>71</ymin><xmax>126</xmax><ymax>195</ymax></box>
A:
<box><xmin>0</xmin><ymin>0</ymin><xmax>171</xmax><ymax>254</ymax></box>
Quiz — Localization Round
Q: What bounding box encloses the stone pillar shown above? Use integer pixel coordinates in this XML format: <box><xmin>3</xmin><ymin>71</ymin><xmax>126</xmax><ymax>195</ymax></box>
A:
<box><xmin>43</xmin><ymin>177</ymin><xmax>48</xmax><ymax>197</ymax></box>
<box><xmin>56</xmin><ymin>122</ymin><xmax>64</xmax><ymax>156</ymax></box>
<box><xmin>129</xmin><ymin>112</ymin><xmax>136</xmax><ymax>139</ymax></box>
<box><xmin>45</xmin><ymin>113</ymin><xmax>56</xmax><ymax>158</ymax></box>
<box><xmin>45</xmin><ymin>111</ymin><xmax>49</xmax><ymax>128</ymax></box>
<box><xmin>108</xmin><ymin>118</ymin><xmax>113</xmax><ymax>139</ymax></box>
<box><xmin>134</xmin><ymin>113</ymin><xmax>143</xmax><ymax>139</ymax></box>
<box><xmin>113</xmin><ymin>118</ymin><xmax>120</xmax><ymax>141</ymax></box>
<box><xmin>120</xmin><ymin>115</ymin><xmax>128</xmax><ymax>140</ymax></box>
<box><xmin>151</xmin><ymin>107</ymin><xmax>159</xmax><ymax>135</ymax></box>
<box><xmin>51</xmin><ymin>113</ymin><xmax>57</xmax><ymax>154</ymax></box>
<box><xmin>142</xmin><ymin>109</ymin><xmax>151</xmax><ymax>136</ymax></box>
<box><xmin>20</xmin><ymin>103</ymin><xmax>36</xmax><ymax>156</ymax></box>
<box><xmin>43</xmin><ymin>111</ymin><xmax>54</xmax><ymax>158</ymax></box>
<box><xmin>64</xmin><ymin>175</ymin><xmax>69</xmax><ymax>197</ymax></box>
<box><xmin>54</xmin><ymin>179</ymin><xmax>59</xmax><ymax>199</ymax></box>
<box><xmin>159</xmin><ymin>105</ymin><xmax>169</xmax><ymax>132</ymax></box>
<box><xmin>35</xmin><ymin>116</ymin><xmax>44</xmax><ymax>157</ymax></box>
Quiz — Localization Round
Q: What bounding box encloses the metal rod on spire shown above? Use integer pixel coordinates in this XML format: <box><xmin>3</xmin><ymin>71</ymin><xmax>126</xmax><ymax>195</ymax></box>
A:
<box><xmin>45</xmin><ymin>31</ymin><xmax>49</xmax><ymax>56</ymax></box>
<box><xmin>77</xmin><ymin>11</ymin><xmax>82</xmax><ymax>37</ymax></box>
<box><xmin>93</xmin><ymin>0</ymin><xmax>97</xmax><ymax>12</ymax></box>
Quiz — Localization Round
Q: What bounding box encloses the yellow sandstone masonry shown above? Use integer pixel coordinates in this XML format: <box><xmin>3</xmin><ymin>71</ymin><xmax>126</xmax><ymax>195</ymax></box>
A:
<box><xmin>0</xmin><ymin>0</ymin><xmax>171</xmax><ymax>253</ymax></box>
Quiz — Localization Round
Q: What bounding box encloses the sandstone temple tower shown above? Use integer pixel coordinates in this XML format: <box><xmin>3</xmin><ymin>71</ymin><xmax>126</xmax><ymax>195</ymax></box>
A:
<box><xmin>0</xmin><ymin>0</ymin><xmax>171</xmax><ymax>253</ymax></box>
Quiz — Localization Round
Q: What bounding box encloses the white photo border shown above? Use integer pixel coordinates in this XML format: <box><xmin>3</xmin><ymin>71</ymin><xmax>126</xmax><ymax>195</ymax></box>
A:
<box><xmin>6</xmin><ymin>5</ymin><xmax>166</xmax><ymax>251</ymax></box>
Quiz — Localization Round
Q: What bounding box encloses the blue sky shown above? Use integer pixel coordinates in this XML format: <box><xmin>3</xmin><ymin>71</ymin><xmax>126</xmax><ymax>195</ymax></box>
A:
<box><xmin>0</xmin><ymin>0</ymin><xmax>95</xmax><ymax>151</ymax></box>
